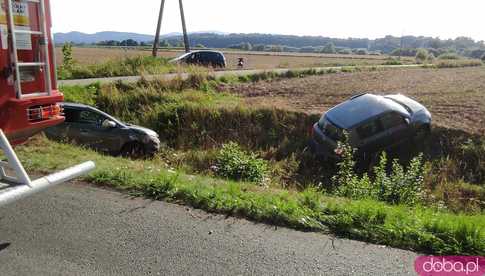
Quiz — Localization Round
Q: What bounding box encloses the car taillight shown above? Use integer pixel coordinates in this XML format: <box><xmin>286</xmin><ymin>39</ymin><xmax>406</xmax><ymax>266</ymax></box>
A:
<box><xmin>27</xmin><ymin>104</ymin><xmax>62</xmax><ymax>122</ymax></box>
<box><xmin>309</xmin><ymin>125</ymin><xmax>315</xmax><ymax>137</ymax></box>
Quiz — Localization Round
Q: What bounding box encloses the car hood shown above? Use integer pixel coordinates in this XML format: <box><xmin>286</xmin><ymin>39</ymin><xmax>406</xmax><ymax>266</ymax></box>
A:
<box><xmin>127</xmin><ymin>125</ymin><xmax>159</xmax><ymax>137</ymax></box>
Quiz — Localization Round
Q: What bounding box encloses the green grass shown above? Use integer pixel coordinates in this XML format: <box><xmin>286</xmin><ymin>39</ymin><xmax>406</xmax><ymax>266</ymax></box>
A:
<box><xmin>16</xmin><ymin>137</ymin><xmax>485</xmax><ymax>255</ymax></box>
<box><xmin>57</xmin><ymin>56</ymin><xmax>181</xmax><ymax>80</ymax></box>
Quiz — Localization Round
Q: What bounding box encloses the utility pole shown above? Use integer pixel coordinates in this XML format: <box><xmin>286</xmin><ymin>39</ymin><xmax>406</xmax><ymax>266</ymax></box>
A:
<box><xmin>152</xmin><ymin>0</ymin><xmax>166</xmax><ymax>57</ymax></box>
<box><xmin>179</xmin><ymin>0</ymin><xmax>190</xmax><ymax>53</ymax></box>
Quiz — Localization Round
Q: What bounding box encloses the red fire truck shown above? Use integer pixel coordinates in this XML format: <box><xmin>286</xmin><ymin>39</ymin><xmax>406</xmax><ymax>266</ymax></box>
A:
<box><xmin>0</xmin><ymin>0</ymin><xmax>94</xmax><ymax>206</ymax></box>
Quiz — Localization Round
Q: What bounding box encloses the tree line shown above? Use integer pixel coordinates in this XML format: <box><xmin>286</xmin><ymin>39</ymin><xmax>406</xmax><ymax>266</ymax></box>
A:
<box><xmin>92</xmin><ymin>33</ymin><xmax>484</xmax><ymax>58</ymax></box>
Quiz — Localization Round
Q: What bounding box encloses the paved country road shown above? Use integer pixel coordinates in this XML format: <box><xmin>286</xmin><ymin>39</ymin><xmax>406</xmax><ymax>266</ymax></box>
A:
<box><xmin>0</xmin><ymin>182</ymin><xmax>418</xmax><ymax>275</ymax></box>
<box><xmin>58</xmin><ymin>64</ymin><xmax>422</xmax><ymax>86</ymax></box>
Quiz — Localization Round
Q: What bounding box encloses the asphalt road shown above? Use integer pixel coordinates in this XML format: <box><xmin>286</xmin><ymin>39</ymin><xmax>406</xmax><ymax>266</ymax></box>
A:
<box><xmin>0</xmin><ymin>182</ymin><xmax>418</xmax><ymax>275</ymax></box>
<box><xmin>58</xmin><ymin>64</ymin><xmax>421</xmax><ymax>87</ymax></box>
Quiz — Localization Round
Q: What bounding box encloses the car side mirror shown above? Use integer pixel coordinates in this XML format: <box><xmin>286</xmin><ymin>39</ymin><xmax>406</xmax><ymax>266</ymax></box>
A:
<box><xmin>102</xmin><ymin>119</ymin><xmax>116</xmax><ymax>129</ymax></box>
<box><xmin>404</xmin><ymin>118</ymin><xmax>411</xmax><ymax>125</ymax></box>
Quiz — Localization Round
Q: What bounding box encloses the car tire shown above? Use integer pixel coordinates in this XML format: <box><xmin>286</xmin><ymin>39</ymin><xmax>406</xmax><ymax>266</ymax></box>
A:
<box><xmin>120</xmin><ymin>142</ymin><xmax>146</xmax><ymax>159</ymax></box>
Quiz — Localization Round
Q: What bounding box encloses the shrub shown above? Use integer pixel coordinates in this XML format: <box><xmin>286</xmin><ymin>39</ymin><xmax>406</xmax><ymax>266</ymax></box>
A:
<box><xmin>62</xmin><ymin>42</ymin><xmax>74</xmax><ymax>69</ymax></box>
<box><xmin>415</xmin><ymin>48</ymin><xmax>429</xmax><ymax>64</ymax></box>
<box><xmin>333</xmin><ymin>140</ymin><xmax>426</xmax><ymax>206</ymax></box>
<box><xmin>215</xmin><ymin>142</ymin><xmax>268</xmax><ymax>184</ymax></box>
<box><xmin>321</xmin><ymin>42</ymin><xmax>336</xmax><ymax>54</ymax></box>
<box><xmin>383</xmin><ymin>58</ymin><xmax>402</xmax><ymax>65</ymax></box>
<box><xmin>373</xmin><ymin>152</ymin><xmax>426</xmax><ymax>205</ymax></box>
<box><xmin>438</xmin><ymin>53</ymin><xmax>460</xmax><ymax>60</ymax></box>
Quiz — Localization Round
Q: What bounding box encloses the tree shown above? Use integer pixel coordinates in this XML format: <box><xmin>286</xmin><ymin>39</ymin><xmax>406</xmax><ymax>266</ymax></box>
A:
<box><xmin>160</xmin><ymin>40</ymin><xmax>171</xmax><ymax>48</ymax></box>
<box><xmin>321</xmin><ymin>42</ymin><xmax>336</xmax><ymax>54</ymax></box>
<box><xmin>241</xmin><ymin>42</ymin><xmax>252</xmax><ymax>51</ymax></box>
<box><xmin>252</xmin><ymin>44</ymin><xmax>265</xmax><ymax>51</ymax></box>
<box><xmin>415</xmin><ymin>48</ymin><xmax>429</xmax><ymax>63</ymax></box>
<box><xmin>120</xmin><ymin>39</ymin><xmax>138</xmax><ymax>47</ymax></box>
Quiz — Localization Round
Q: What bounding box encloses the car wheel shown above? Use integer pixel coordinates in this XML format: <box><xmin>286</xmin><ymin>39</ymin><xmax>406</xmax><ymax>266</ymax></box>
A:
<box><xmin>120</xmin><ymin>142</ymin><xmax>146</xmax><ymax>159</ymax></box>
<box><xmin>144</xmin><ymin>141</ymin><xmax>159</xmax><ymax>158</ymax></box>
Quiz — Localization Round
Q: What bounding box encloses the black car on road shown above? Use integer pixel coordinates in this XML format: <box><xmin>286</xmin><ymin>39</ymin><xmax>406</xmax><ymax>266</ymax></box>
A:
<box><xmin>45</xmin><ymin>103</ymin><xmax>160</xmax><ymax>158</ymax></box>
<box><xmin>310</xmin><ymin>93</ymin><xmax>431</xmax><ymax>159</ymax></box>
<box><xmin>170</xmin><ymin>50</ymin><xmax>226</xmax><ymax>68</ymax></box>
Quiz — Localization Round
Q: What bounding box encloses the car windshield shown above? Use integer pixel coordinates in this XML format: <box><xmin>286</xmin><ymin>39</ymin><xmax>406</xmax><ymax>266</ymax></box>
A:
<box><xmin>174</xmin><ymin>52</ymin><xmax>192</xmax><ymax>61</ymax></box>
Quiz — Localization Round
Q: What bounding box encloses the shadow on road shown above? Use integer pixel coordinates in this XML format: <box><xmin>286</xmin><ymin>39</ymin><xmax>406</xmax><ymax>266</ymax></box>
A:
<box><xmin>0</xmin><ymin>243</ymin><xmax>11</xmax><ymax>252</ymax></box>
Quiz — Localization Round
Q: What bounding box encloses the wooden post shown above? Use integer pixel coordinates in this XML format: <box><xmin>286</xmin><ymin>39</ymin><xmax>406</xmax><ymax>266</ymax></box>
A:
<box><xmin>152</xmin><ymin>0</ymin><xmax>166</xmax><ymax>57</ymax></box>
<box><xmin>179</xmin><ymin>0</ymin><xmax>190</xmax><ymax>53</ymax></box>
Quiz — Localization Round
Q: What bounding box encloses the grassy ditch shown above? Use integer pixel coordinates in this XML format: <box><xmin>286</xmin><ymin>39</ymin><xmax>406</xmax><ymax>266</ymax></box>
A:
<box><xmin>15</xmin><ymin>136</ymin><xmax>485</xmax><ymax>255</ymax></box>
<box><xmin>59</xmin><ymin>77</ymin><xmax>485</xmax><ymax>213</ymax></box>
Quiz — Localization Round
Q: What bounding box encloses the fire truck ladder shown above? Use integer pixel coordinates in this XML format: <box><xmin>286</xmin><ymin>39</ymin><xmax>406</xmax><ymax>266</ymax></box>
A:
<box><xmin>7</xmin><ymin>0</ymin><xmax>52</xmax><ymax>99</ymax></box>
<box><xmin>0</xmin><ymin>0</ymin><xmax>95</xmax><ymax>206</ymax></box>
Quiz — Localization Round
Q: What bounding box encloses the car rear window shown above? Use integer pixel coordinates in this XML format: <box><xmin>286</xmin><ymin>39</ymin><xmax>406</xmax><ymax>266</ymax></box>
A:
<box><xmin>379</xmin><ymin>112</ymin><xmax>406</xmax><ymax>130</ymax></box>
<box><xmin>356</xmin><ymin>120</ymin><xmax>383</xmax><ymax>140</ymax></box>
<box><xmin>319</xmin><ymin>118</ymin><xmax>344</xmax><ymax>141</ymax></box>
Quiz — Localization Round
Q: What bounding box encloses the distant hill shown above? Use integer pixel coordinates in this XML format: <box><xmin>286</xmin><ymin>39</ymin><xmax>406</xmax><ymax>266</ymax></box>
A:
<box><xmin>54</xmin><ymin>31</ymin><xmax>228</xmax><ymax>45</ymax></box>
<box><xmin>54</xmin><ymin>31</ymin><xmax>155</xmax><ymax>44</ymax></box>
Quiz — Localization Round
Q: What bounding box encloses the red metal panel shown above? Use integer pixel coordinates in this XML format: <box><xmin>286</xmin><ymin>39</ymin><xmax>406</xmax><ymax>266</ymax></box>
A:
<box><xmin>0</xmin><ymin>0</ymin><xmax>64</xmax><ymax>145</ymax></box>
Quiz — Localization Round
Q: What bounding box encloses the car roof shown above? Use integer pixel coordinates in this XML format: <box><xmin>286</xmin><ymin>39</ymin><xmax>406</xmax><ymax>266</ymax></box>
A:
<box><xmin>325</xmin><ymin>94</ymin><xmax>410</xmax><ymax>129</ymax></box>
<box><xmin>61</xmin><ymin>102</ymin><xmax>93</xmax><ymax>109</ymax></box>
<box><xmin>191</xmin><ymin>50</ymin><xmax>224</xmax><ymax>54</ymax></box>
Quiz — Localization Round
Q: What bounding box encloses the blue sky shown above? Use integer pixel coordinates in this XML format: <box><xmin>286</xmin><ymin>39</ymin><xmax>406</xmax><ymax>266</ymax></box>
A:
<box><xmin>50</xmin><ymin>0</ymin><xmax>484</xmax><ymax>41</ymax></box>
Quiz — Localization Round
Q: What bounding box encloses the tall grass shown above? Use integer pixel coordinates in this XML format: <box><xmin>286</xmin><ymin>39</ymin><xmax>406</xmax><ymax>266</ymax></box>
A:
<box><xmin>57</xmin><ymin>56</ymin><xmax>178</xmax><ymax>80</ymax></box>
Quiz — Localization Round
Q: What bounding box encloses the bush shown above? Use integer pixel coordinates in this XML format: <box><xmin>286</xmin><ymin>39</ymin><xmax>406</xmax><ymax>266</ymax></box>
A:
<box><xmin>62</xmin><ymin>42</ymin><xmax>74</xmax><ymax>69</ymax></box>
<box><xmin>383</xmin><ymin>58</ymin><xmax>402</xmax><ymax>65</ymax></box>
<box><xmin>215</xmin><ymin>142</ymin><xmax>268</xmax><ymax>184</ymax></box>
<box><xmin>333</xmin><ymin>140</ymin><xmax>426</xmax><ymax>206</ymax></box>
<box><xmin>415</xmin><ymin>48</ymin><xmax>429</xmax><ymax>64</ymax></box>
<box><xmin>438</xmin><ymin>53</ymin><xmax>460</xmax><ymax>60</ymax></box>
<box><xmin>321</xmin><ymin>42</ymin><xmax>336</xmax><ymax>54</ymax></box>
<box><xmin>355</xmin><ymin>49</ymin><xmax>368</xmax><ymax>55</ymax></box>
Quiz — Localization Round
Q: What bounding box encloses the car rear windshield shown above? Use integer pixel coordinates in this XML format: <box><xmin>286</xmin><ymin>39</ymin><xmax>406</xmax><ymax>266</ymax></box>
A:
<box><xmin>319</xmin><ymin>117</ymin><xmax>344</xmax><ymax>141</ymax></box>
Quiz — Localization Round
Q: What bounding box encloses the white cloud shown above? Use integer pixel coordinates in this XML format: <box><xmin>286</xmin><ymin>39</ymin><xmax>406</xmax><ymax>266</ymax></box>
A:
<box><xmin>50</xmin><ymin>0</ymin><xmax>485</xmax><ymax>41</ymax></box>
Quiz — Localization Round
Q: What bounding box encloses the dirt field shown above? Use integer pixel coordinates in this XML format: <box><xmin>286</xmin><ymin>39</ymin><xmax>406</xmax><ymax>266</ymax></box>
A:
<box><xmin>227</xmin><ymin>67</ymin><xmax>485</xmax><ymax>135</ymax></box>
<box><xmin>55</xmin><ymin>47</ymin><xmax>412</xmax><ymax>70</ymax></box>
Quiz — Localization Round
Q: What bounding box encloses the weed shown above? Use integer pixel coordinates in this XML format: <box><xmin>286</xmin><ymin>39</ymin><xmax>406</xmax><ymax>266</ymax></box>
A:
<box><xmin>215</xmin><ymin>142</ymin><xmax>268</xmax><ymax>184</ymax></box>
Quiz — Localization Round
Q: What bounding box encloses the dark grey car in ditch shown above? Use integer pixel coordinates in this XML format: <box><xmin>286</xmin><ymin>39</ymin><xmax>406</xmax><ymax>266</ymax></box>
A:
<box><xmin>45</xmin><ymin>103</ymin><xmax>160</xmax><ymax>158</ymax></box>
<box><xmin>309</xmin><ymin>93</ymin><xmax>431</xmax><ymax>158</ymax></box>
